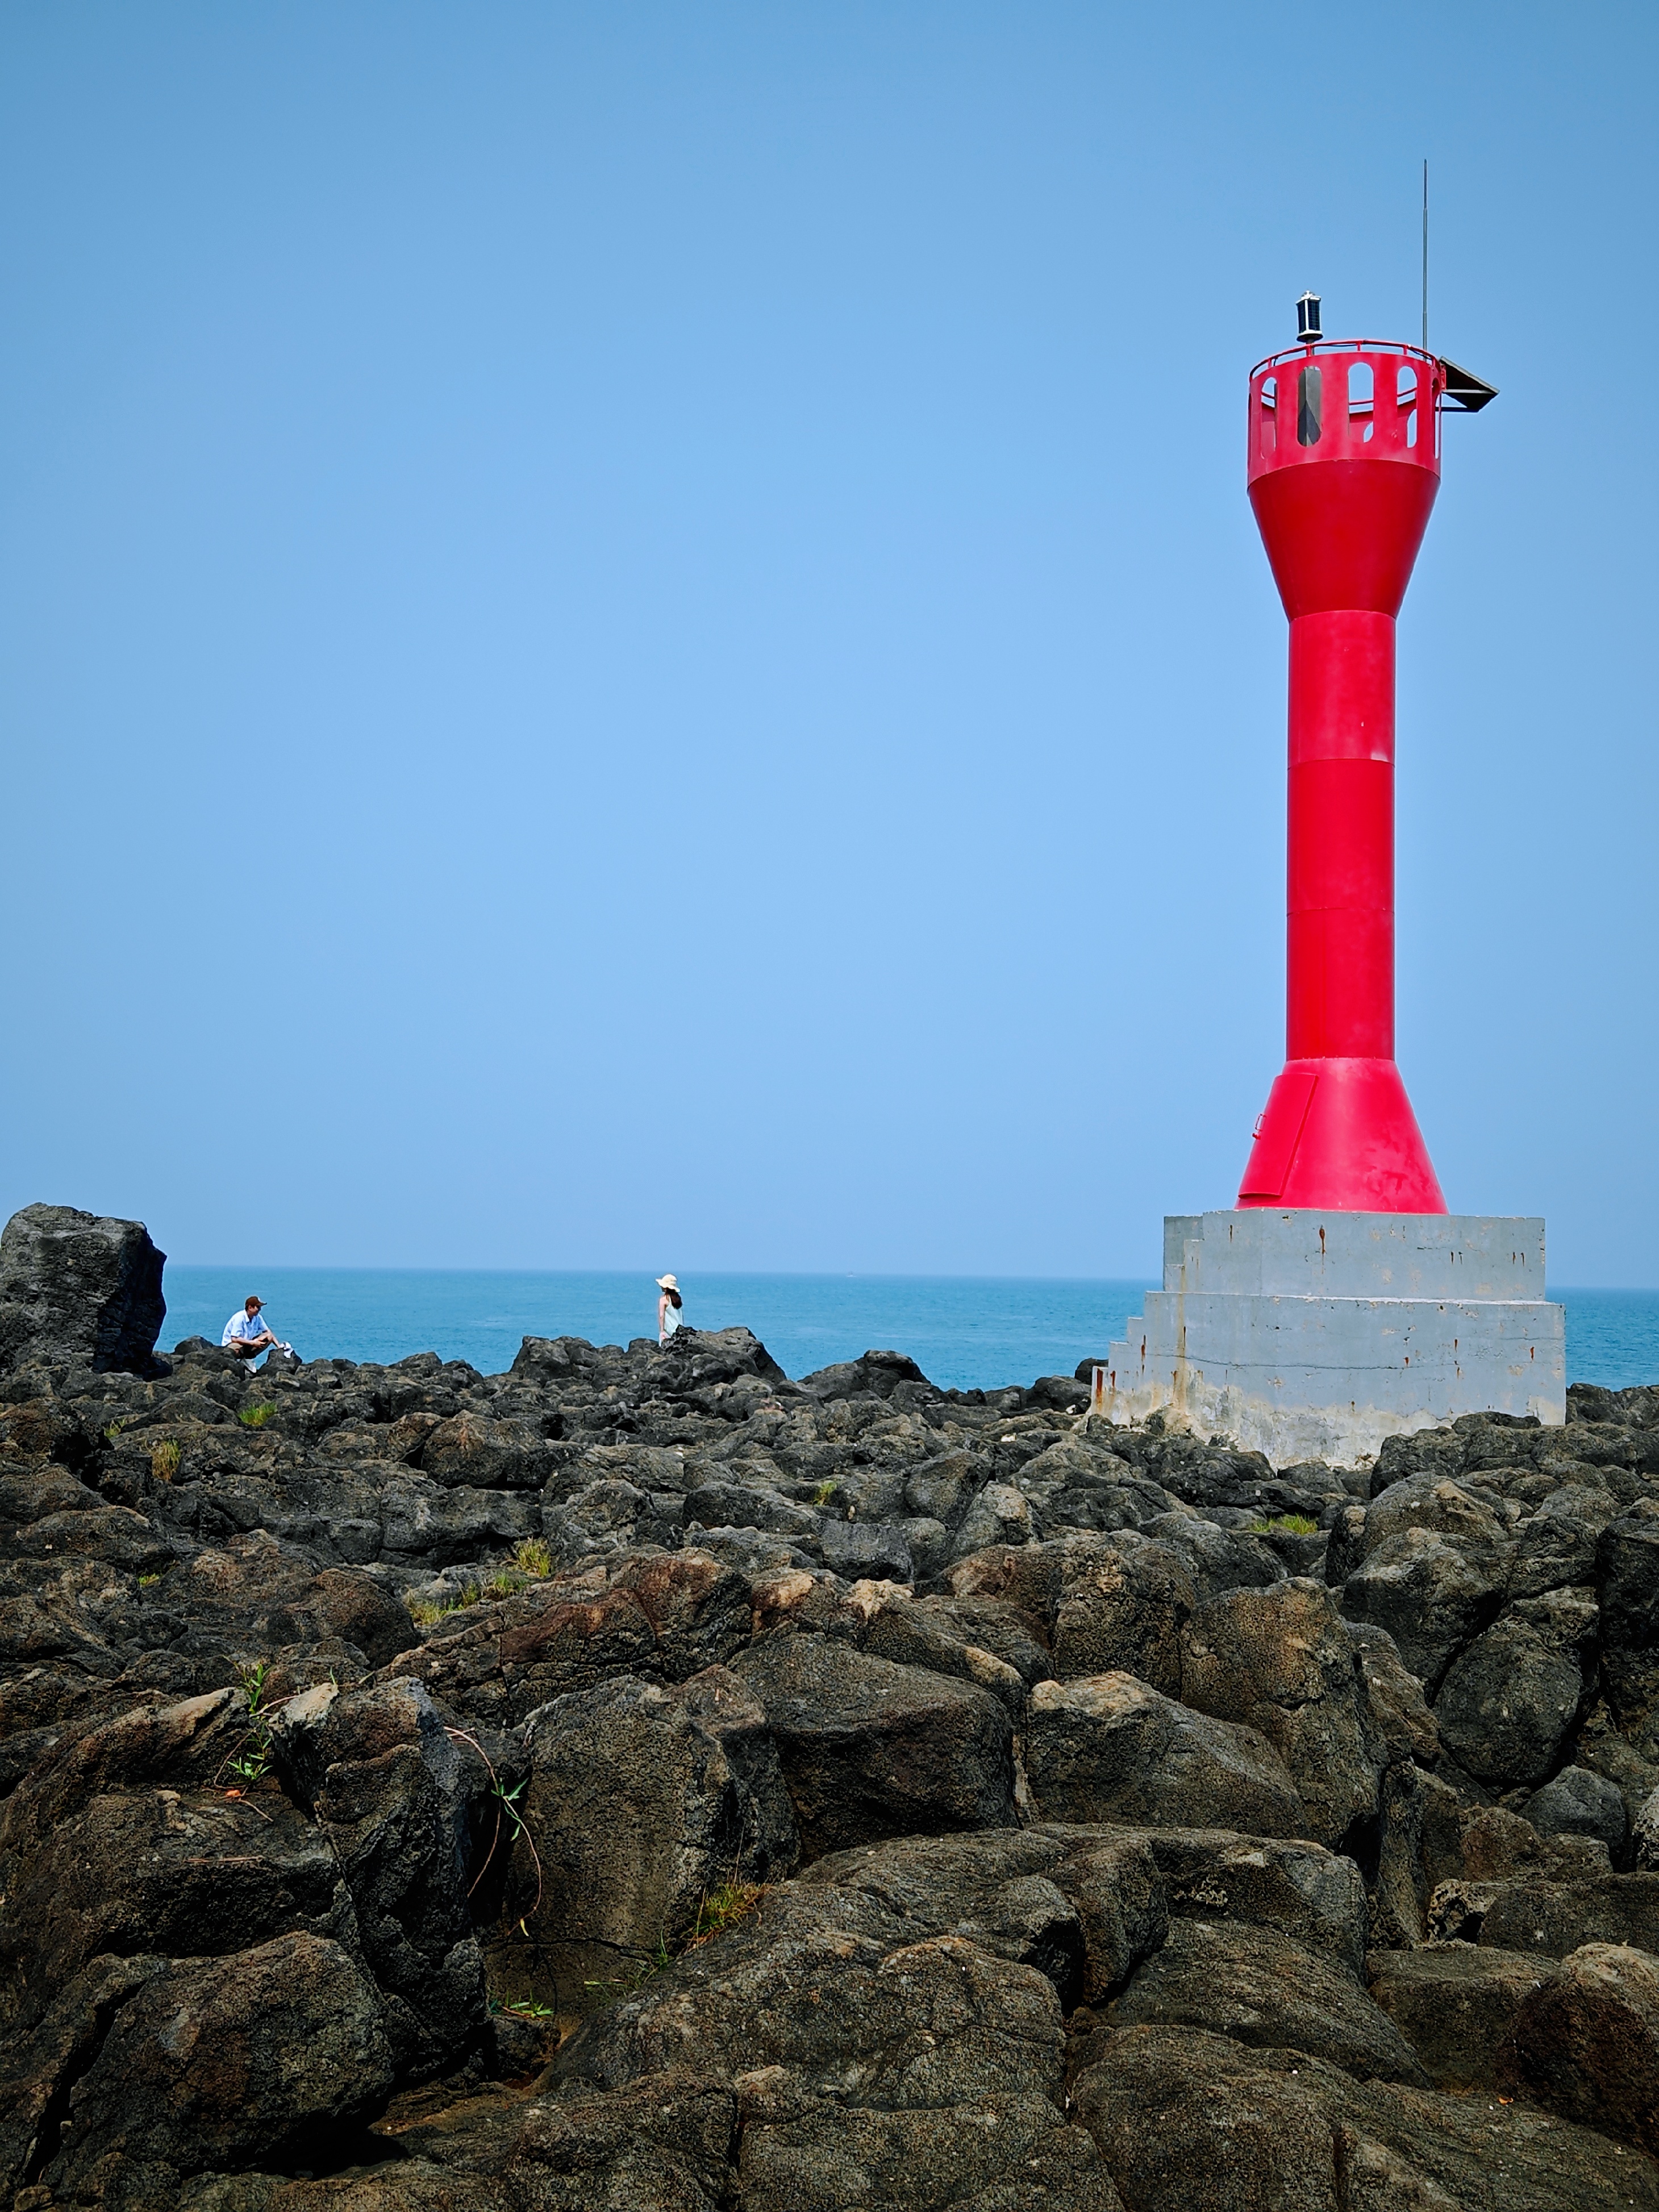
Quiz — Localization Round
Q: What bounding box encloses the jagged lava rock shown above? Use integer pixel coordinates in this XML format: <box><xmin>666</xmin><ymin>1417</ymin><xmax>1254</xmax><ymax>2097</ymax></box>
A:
<box><xmin>1104</xmin><ymin>1916</ymin><xmax>1428</xmax><ymax>2085</ymax></box>
<box><xmin>1</xmin><ymin>1205</ymin><xmax>1658</xmax><ymax>2206</ymax></box>
<box><xmin>0</xmin><ymin>1203</ymin><xmax>166</xmax><ymax>1379</ymax></box>
<box><xmin>45</xmin><ymin>1932</ymin><xmax>393</xmax><ymax>2202</ymax></box>
<box><xmin>731</xmin><ymin>1632</ymin><xmax>1015</xmax><ymax>1857</ymax></box>
<box><xmin>502</xmin><ymin>1664</ymin><xmax>799</xmax><ymax>2003</ymax></box>
<box><xmin>1024</xmin><ymin>1671</ymin><xmax>1304</xmax><ymax>1836</ymax></box>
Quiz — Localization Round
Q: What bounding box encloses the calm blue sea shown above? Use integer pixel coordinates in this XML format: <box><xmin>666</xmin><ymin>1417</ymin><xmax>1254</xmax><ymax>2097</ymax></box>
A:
<box><xmin>161</xmin><ymin>1269</ymin><xmax>1659</xmax><ymax>1395</ymax></box>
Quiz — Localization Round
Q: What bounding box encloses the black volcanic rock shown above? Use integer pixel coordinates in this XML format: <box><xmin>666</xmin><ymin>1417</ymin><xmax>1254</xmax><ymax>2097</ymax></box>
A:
<box><xmin>731</xmin><ymin>1633</ymin><xmax>1016</xmax><ymax>1857</ymax></box>
<box><xmin>0</xmin><ymin>1203</ymin><xmax>166</xmax><ymax>1378</ymax></box>
<box><xmin>2</xmin><ymin>1199</ymin><xmax>1659</xmax><ymax>2205</ymax></box>
<box><xmin>1524</xmin><ymin>1763</ymin><xmax>1631</xmax><ymax>1851</ymax></box>
<box><xmin>1104</xmin><ymin>1916</ymin><xmax>1429</xmax><ymax>2085</ymax></box>
<box><xmin>49</xmin><ymin>1932</ymin><xmax>394</xmax><ymax>2198</ymax></box>
<box><xmin>504</xmin><ymin>1665</ymin><xmax>799</xmax><ymax>2001</ymax></box>
<box><xmin>1503</xmin><ymin>1939</ymin><xmax>1659</xmax><ymax>2156</ymax></box>
<box><xmin>1073</xmin><ymin>2022</ymin><xmax>1657</xmax><ymax>2212</ymax></box>
<box><xmin>1178</xmin><ymin>1576</ymin><xmax>1387</xmax><ymax>1852</ymax></box>
<box><xmin>1023</xmin><ymin>1671</ymin><xmax>1304</xmax><ymax>1836</ymax></box>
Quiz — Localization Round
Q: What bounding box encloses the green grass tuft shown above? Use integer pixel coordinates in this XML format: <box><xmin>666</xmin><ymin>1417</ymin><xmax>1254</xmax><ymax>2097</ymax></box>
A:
<box><xmin>239</xmin><ymin>1402</ymin><xmax>278</xmax><ymax>1429</ymax></box>
<box><xmin>514</xmin><ymin>1537</ymin><xmax>552</xmax><ymax>1578</ymax></box>
<box><xmin>685</xmin><ymin>1881</ymin><xmax>764</xmax><ymax>1948</ymax></box>
<box><xmin>1249</xmin><ymin>1512</ymin><xmax>1320</xmax><ymax>1537</ymax></box>
<box><xmin>411</xmin><ymin>1582</ymin><xmax>482</xmax><ymax>1626</ymax></box>
<box><xmin>151</xmin><ymin>1439</ymin><xmax>181</xmax><ymax>1481</ymax></box>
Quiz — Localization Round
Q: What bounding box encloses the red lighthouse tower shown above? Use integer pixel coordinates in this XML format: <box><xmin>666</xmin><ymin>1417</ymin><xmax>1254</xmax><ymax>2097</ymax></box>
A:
<box><xmin>1099</xmin><ymin>301</ymin><xmax>1553</xmax><ymax>1463</ymax></box>
<box><xmin>1236</xmin><ymin>303</ymin><xmax>1489</xmax><ymax>1213</ymax></box>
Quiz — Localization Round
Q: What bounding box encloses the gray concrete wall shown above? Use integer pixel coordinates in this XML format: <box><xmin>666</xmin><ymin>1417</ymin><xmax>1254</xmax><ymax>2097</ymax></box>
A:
<box><xmin>1162</xmin><ymin>1209</ymin><xmax>1545</xmax><ymax>1301</ymax></box>
<box><xmin>1104</xmin><ymin>1210</ymin><xmax>1564</xmax><ymax>1467</ymax></box>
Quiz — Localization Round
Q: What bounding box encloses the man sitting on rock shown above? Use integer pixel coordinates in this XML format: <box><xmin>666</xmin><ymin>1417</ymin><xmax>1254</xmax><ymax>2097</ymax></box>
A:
<box><xmin>222</xmin><ymin>1296</ymin><xmax>278</xmax><ymax>1363</ymax></box>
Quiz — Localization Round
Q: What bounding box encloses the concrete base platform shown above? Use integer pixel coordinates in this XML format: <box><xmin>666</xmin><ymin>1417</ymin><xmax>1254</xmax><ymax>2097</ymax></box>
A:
<box><xmin>1101</xmin><ymin>1210</ymin><xmax>1565</xmax><ymax>1467</ymax></box>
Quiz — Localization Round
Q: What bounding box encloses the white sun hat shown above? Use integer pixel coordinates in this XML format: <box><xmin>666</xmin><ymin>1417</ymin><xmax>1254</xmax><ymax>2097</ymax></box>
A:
<box><xmin>656</xmin><ymin>1274</ymin><xmax>680</xmax><ymax>1290</ymax></box>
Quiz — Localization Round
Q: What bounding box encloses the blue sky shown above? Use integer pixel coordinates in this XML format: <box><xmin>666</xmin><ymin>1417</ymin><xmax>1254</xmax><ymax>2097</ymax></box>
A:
<box><xmin>2</xmin><ymin>3</ymin><xmax>1654</xmax><ymax>1281</ymax></box>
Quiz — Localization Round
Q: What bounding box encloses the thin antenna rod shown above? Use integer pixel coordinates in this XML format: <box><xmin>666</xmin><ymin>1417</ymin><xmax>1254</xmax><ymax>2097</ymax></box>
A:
<box><xmin>1421</xmin><ymin>159</ymin><xmax>1429</xmax><ymax>353</ymax></box>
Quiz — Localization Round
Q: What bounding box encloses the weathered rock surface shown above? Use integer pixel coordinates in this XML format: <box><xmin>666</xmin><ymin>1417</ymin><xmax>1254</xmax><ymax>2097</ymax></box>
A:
<box><xmin>0</xmin><ymin>1204</ymin><xmax>166</xmax><ymax>1379</ymax></box>
<box><xmin>1105</xmin><ymin>1917</ymin><xmax>1427</xmax><ymax>2084</ymax></box>
<box><xmin>732</xmin><ymin>1632</ymin><xmax>1015</xmax><ymax>1857</ymax></box>
<box><xmin>1072</xmin><ymin>2023</ymin><xmax>1659</xmax><ymax>2211</ymax></box>
<box><xmin>504</xmin><ymin>1664</ymin><xmax>799</xmax><ymax>2001</ymax></box>
<box><xmin>793</xmin><ymin>1824</ymin><xmax>1166</xmax><ymax>2003</ymax></box>
<box><xmin>1366</xmin><ymin>1940</ymin><xmax>1556</xmax><ymax>2090</ymax></box>
<box><xmin>1637</xmin><ymin>1782</ymin><xmax>1659</xmax><ymax>1871</ymax></box>
<box><xmin>1429</xmin><ymin>1868</ymin><xmax>1659</xmax><ymax>1956</ymax></box>
<box><xmin>48</xmin><ymin>1933</ymin><xmax>393</xmax><ymax>2203</ymax></box>
<box><xmin>1133</xmin><ymin>1823</ymin><xmax>1369</xmax><ymax>1974</ymax></box>
<box><xmin>4</xmin><ymin>1205</ymin><xmax>1659</xmax><ymax>2206</ymax></box>
<box><xmin>1178</xmin><ymin>1576</ymin><xmax>1386</xmax><ymax>1849</ymax></box>
<box><xmin>277</xmin><ymin>1676</ymin><xmax>495</xmax><ymax>2081</ymax></box>
<box><xmin>1024</xmin><ymin>1670</ymin><xmax>1305</xmax><ymax>1836</ymax></box>
<box><xmin>1435</xmin><ymin>1586</ymin><xmax>1599</xmax><ymax>1789</ymax></box>
<box><xmin>1523</xmin><ymin>1761</ymin><xmax>1629</xmax><ymax>1849</ymax></box>
<box><xmin>1503</xmin><ymin>1939</ymin><xmax>1659</xmax><ymax>2153</ymax></box>
<box><xmin>549</xmin><ymin>1882</ymin><xmax>1123</xmax><ymax>2207</ymax></box>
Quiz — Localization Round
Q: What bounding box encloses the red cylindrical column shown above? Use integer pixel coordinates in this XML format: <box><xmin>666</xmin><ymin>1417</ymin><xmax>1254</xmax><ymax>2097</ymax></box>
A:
<box><xmin>1286</xmin><ymin>608</ymin><xmax>1394</xmax><ymax>1060</ymax></box>
<box><xmin>1235</xmin><ymin>339</ymin><xmax>1448</xmax><ymax>1214</ymax></box>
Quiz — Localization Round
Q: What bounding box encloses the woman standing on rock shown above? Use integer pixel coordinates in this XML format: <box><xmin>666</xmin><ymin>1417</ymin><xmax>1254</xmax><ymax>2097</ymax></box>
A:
<box><xmin>656</xmin><ymin>1274</ymin><xmax>684</xmax><ymax>1343</ymax></box>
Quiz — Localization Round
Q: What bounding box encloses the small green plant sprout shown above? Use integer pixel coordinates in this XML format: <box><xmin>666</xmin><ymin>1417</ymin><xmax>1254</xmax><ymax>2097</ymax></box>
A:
<box><xmin>513</xmin><ymin>1536</ymin><xmax>552</xmax><ymax>1578</ymax></box>
<box><xmin>581</xmin><ymin>1878</ymin><xmax>765</xmax><ymax>2000</ymax></box>
<box><xmin>137</xmin><ymin>1571</ymin><xmax>162</xmax><ymax>1588</ymax></box>
<box><xmin>489</xmin><ymin>1569</ymin><xmax>525</xmax><ymax>1599</ymax></box>
<box><xmin>1249</xmin><ymin>1513</ymin><xmax>1319</xmax><ymax>1537</ymax></box>
<box><xmin>584</xmin><ymin>1940</ymin><xmax>673</xmax><ymax>1998</ymax></box>
<box><xmin>444</xmin><ymin>1726</ymin><xmax>543</xmax><ymax>1931</ymax></box>
<box><xmin>151</xmin><ymin>1439</ymin><xmax>181</xmax><ymax>1482</ymax></box>
<box><xmin>103</xmin><ymin>1420</ymin><xmax>124</xmax><ymax>1443</ymax></box>
<box><xmin>216</xmin><ymin>1660</ymin><xmax>275</xmax><ymax>1794</ymax></box>
<box><xmin>238</xmin><ymin>1402</ymin><xmax>278</xmax><ymax>1429</ymax></box>
<box><xmin>409</xmin><ymin>1597</ymin><xmax>451</xmax><ymax>1627</ymax></box>
<box><xmin>456</xmin><ymin>1581</ymin><xmax>482</xmax><ymax>1609</ymax></box>
<box><xmin>812</xmin><ymin>1480</ymin><xmax>837</xmax><ymax>1507</ymax></box>
<box><xmin>487</xmin><ymin>1994</ymin><xmax>560</xmax><ymax>2021</ymax></box>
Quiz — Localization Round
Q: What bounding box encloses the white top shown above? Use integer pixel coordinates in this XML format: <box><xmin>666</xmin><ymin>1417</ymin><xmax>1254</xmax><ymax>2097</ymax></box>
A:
<box><xmin>223</xmin><ymin>1309</ymin><xmax>268</xmax><ymax>1344</ymax></box>
<box><xmin>660</xmin><ymin>1299</ymin><xmax>682</xmax><ymax>1338</ymax></box>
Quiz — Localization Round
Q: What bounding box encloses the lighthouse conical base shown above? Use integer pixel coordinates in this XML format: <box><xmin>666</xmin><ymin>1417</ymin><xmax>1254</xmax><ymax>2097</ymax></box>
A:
<box><xmin>1237</xmin><ymin>1056</ymin><xmax>1447</xmax><ymax>1213</ymax></box>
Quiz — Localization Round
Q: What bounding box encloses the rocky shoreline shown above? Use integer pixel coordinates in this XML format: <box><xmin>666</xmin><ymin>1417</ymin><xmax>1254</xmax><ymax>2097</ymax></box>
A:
<box><xmin>3</xmin><ymin>1202</ymin><xmax>1659</xmax><ymax>2209</ymax></box>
